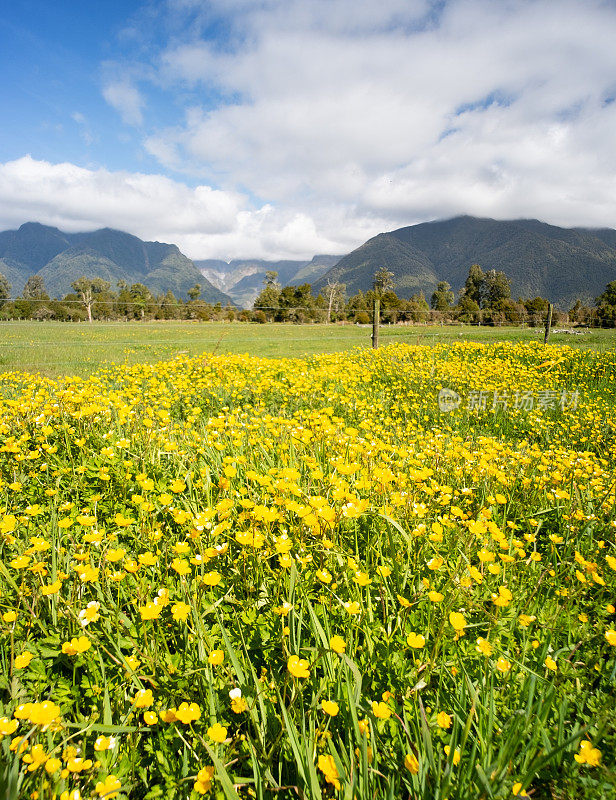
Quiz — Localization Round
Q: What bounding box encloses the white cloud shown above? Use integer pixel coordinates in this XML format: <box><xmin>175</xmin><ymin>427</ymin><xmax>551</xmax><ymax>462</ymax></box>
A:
<box><xmin>103</xmin><ymin>80</ymin><xmax>145</xmax><ymax>126</ymax></box>
<box><xmin>71</xmin><ymin>112</ymin><xmax>95</xmax><ymax>146</ymax></box>
<box><xmin>6</xmin><ymin>0</ymin><xmax>616</xmax><ymax>260</ymax></box>
<box><xmin>0</xmin><ymin>155</ymin><xmax>238</xmax><ymax>241</ymax></box>
<box><xmin>141</xmin><ymin>0</ymin><xmax>616</xmax><ymax>242</ymax></box>
<box><xmin>0</xmin><ymin>156</ymin><xmax>356</xmax><ymax>260</ymax></box>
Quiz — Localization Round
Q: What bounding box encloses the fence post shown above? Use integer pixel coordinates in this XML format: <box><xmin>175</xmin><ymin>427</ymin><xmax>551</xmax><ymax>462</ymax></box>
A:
<box><xmin>371</xmin><ymin>295</ymin><xmax>380</xmax><ymax>348</ymax></box>
<box><xmin>544</xmin><ymin>303</ymin><xmax>553</xmax><ymax>344</ymax></box>
<box><xmin>371</xmin><ymin>276</ymin><xmax>384</xmax><ymax>349</ymax></box>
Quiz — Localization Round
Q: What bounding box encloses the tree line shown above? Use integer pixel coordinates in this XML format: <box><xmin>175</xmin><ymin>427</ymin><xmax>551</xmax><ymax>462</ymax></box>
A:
<box><xmin>1</xmin><ymin>268</ymin><xmax>615</xmax><ymax>326</ymax></box>
<box><xmin>0</xmin><ymin>276</ymin><xmax>242</xmax><ymax>322</ymax></box>
<box><xmin>253</xmin><ymin>266</ymin><xmax>616</xmax><ymax>327</ymax></box>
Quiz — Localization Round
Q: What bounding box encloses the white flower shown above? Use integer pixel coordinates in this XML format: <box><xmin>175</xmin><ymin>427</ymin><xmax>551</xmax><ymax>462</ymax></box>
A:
<box><xmin>78</xmin><ymin>600</ymin><xmax>100</xmax><ymax>627</ymax></box>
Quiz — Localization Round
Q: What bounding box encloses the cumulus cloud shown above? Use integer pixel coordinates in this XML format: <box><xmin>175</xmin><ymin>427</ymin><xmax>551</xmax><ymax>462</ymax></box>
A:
<box><xmin>103</xmin><ymin>80</ymin><xmax>146</xmax><ymax>126</ymax></box>
<box><xmin>0</xmin><ymin>155</ymin><xmax>238</xmax><ymax>240</ymax></box>
<box><xmin>5</xmin><ymin>0</ymin><xmax>616</xmax><ymax>259</ymax></box>
<box><xmin>0</xmin><ymin>156</ymin><xmax>356</xmax><ymax>260</ymax></box>
<box><xmin>144</xmin><ymin>0</ymin><xmax>616</xmax><ymax>238</ymax></box>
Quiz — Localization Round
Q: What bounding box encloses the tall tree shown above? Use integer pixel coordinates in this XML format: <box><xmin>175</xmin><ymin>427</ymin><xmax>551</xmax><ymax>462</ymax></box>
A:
<box><xmin>455</xmin><ymin>294</ymin><xmax>481</xmax><ymax>323</ymax></box>
<box><xmin>324</xmin><ymin>280</ymin><xmax>346</xmax><ymax>323</ymax></box>
<box><xmin>483</xmin><ymin>269</ymin><xmax>511</xmax><ymax>308</ymax></box>
<box><xmin>595</xmin><ymin>280</ymin><xmax>616</xmax><ymax>327</ymax></box>
<box><xmin>278</xmin><ymin>283</ymin><xmax>315</xmax><ymax>322</ymax></box>
<box><xmin>430</xmin><ymin>281</ymin><xmax>454</xmax><ymax>311</ymax></box>
<box><xmin>264</xmin><ymin>270</ymin><xmax>280</xmax><ymax>288</ymax></box>
<box><xmin>253</xmin><ymin>273</ymin><xmax>282</xmax><ymax>320</ymax></box>
<box><xmin>0</xmin><ymin>272</ymin><xmax>10</xmax><ymax>308</ymax></box>
<box><xmin>71</xmin><ymin>277</ymin><xmax>111</xmax><ymax>323</ymax></box>
<box><xmin>405</xmin><ymin>292</ymin><xmax>430</xmax><ymax>322</ymax></box>
<box><xmin>373</xmin><ymin>267</ymin><xmax>394</xmax><ymax>294</ymax></box>
<box><xmin>130</xmin><ymin>283</ymin><xmax>154</xmax><ymax>320</ymax></box>
<box><xmin>462</xmin><ymin>264</ymin><xmax>485</xmax><ymax>306</ymax></box>
<box><xmin>524</xmin><ymin>296</ymin><xmax>550</xmax><ymax>327</ymax></box>
<box><xmin>22</xmin><ymin>275</ymin><xmax>48</xmax><ymax>300</ymax></box>
<box><xmin>346</xmin><ymin>290</ymin><xmax>368</xmax><ymax>313</ymax></box>
<box><xmin>160</xmin><ymin>290</ymin><xmax>181</xmax><ymax>320</ymax></box>
<box><xmin>596</xmin><ymin>280</ymin><xmax>616</xmax><ymax>308</ymax></box>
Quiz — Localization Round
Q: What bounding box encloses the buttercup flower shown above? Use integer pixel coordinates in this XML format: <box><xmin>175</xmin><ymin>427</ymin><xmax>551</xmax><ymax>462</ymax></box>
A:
<box><xmin>329</xmin><ymin>635</ymin><xmax>346</xmax><ymax>654</ymax></box>
<box><xmin>404</xmin><ymin>752</ymin><xmax>419</xmax><ymax>774</ymax></box>
<box><xmin>574</xmin><ymin>740</ymin><xmax>601</xmax><ymax>766</ymax></box>
<box><xmin>407</xmin><ymin>632</ymin><xmax>426</xmax><ymax>648</ymax></box>
<box><xmin>208</xmin><ymin>649</ymin><xmax>224</xmax><ymax>665</ymax></box>
<box><xmin>176</xmin><ymin>702</ymin><xmax>201</xmax><ymax>724</ymax></box>
<box><xmin>207</xmin><ymin>722</ymin><xmax>228</xmax><ymax>743</ymax></box>
<box><xmin>437</xmin><ymin>711</ymin><xmax>451</xmax><ymax>729</ymax></box>
<box><xmin>62</xmin><ymin>637</ymin><xmax>91</xmax><ymax>656</ymax></box>
<box><xmin>371</xmin><ymin>701</ymin><xmax>391</xmax><ymax>719</ymax></box>
<box><xmin>321</xmin><ymin>700</ymin><xmax>339</xmax><ymax>716</ymax></box>
<box><xmin>288</xmin><ymin>655</ymin><xmax>310</xmax><ymax>678</ymax></box>
<box><xmin>15</xmin><ymin>651</ymin><xmax>34</xmax><ymax>668</ymax></box>
<box><xmin>318</xmin><ymin>754</ymin><xmax>340</xmax><ymax>789</ymax></box>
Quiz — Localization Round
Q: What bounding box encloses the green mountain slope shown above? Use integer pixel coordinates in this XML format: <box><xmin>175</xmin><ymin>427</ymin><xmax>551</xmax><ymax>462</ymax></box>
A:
<box><xmin>39</xmin><ymin>250</ymin><xmax>127</xmax><ymax>298</ymax></box>
<box><xmin>0</xmin><ymin>258</ymin><xmax>31</xmax><ymax>295</ymax></box>
<box><xmin>0</xmin><ymin>223</ymin><xmax>233</xmax><ymax>304</ymax></box>
<box><xmin>0</xmin><ymin>222</ymin><xmax>71</xmax><ymax>272</ymax></box>
<box><xmin>312</xmin><ymin>216</ymin><xmax>616</xmax><ymax>307</ymax></box>
<box><xmin>144</xmin><ymin>250</ymin><xmax>229</xmax><ymax>304</ymax></box>
<box><xmin>287</xmin><ymin>255</ymin><xmax>341</xmax><ymax>286</ymax></box>
<box><xmin>312</xmin><ymin>234</ymin><xmax>439</xmax><ymax>298</ymax></box>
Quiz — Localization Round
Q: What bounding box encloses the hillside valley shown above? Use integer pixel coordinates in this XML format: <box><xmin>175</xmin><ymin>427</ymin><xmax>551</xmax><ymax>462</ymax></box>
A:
<box><xmin>196</xmin><ymin>255</ymin><xmax>339</xmax><ymax>307</ymax></box>
<box><xmin>312</xmin><ymin>216</ymin><xmax>616</xmax><ymax>308</ymax></box>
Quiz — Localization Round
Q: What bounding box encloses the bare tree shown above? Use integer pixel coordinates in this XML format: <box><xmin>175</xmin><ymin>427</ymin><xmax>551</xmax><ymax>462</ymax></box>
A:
<box><xmin>71</xmin><ymin>277</ymin><xmax>111</xmax><ymax>323</ymax></box>
<box><xmin>324</xmin><ymin>280</ymin><xmax>346</xmax><ymax>323</ymax></box>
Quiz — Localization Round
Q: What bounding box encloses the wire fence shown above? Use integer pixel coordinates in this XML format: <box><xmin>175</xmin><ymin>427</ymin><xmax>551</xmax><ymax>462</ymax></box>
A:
<box><xmin>0</xmin><ymin>324</ymin><xmax>491</xmax><ymax>350</ymax></box>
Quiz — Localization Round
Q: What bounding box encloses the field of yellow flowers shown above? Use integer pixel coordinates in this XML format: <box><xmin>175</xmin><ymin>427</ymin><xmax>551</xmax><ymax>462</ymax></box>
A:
<box><xmin>1</xmin><ymin>341</ymin><xmax>615</xmax><ymax>800</ymax></box>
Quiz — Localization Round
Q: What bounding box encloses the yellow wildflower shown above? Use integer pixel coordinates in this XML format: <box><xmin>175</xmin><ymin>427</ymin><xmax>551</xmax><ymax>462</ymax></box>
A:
<box><xmin>288</xmin><ymin>655</ymin><xmax>310</xmax><ymax>678</ymax></box>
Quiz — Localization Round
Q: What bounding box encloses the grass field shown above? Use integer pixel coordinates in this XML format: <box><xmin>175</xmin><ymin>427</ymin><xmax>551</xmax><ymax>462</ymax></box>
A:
<box><xmin>0</xmin><ymin>321</ymin><xmax>614</xmax><ymax>377</ymax></box>
<box><xmin>1</xmin><ymin>327</ymin><xmax>616</xmax><ymax>799</ymax></box>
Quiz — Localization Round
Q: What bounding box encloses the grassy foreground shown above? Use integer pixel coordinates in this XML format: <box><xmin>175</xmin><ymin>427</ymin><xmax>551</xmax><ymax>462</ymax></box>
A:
<box><xmin>0</xmin><ymin>341</ymin><xmax>615</xmax><ymax>799</ymax></box>
<box><xmin>0</xmin><ymin>321</ymin><xmax>615</xmax><ymax>378</ymax></box>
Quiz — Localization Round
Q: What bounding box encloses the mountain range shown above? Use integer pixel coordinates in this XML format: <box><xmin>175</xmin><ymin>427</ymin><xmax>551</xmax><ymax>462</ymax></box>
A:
<box><xmin>2</xmin><ymin>216</ymin><xmax>615</xmax><ymax>310</ymax></box>
<box><xmin>312</xmin><ymin>216</ymin><xmax>616</xmax><ymax>308</ymax></box>
<box><xmin>0</xmin><ymin>223</ymin><xmax>233</xmax><ymax>304</ymax></box>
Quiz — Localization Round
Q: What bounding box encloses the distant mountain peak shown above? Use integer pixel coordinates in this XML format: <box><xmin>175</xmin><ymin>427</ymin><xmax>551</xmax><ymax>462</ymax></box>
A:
<box><xmin>195</xmin><ymin>254</ymin><xmax>340</xmax><ymax>307</ymax></box>
<box><xmin>17</xmin><ymin>221</ymin><xmax>64</xmax><ymax>233</ymax></box>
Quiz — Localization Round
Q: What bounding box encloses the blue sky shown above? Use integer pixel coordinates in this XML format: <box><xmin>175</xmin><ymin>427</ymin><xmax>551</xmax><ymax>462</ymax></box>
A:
<box><xmin>1</xmin><ymin>1</ymin><xmax>173</xmax><ymax>173</ymax></box>
<box><xmin>2</xmin><ymin>0</ymin><xmax>616</xmax><ymax>260</ymax></box>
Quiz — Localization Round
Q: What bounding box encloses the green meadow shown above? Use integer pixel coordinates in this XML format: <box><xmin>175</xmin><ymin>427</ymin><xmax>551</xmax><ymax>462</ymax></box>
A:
<box><xmin>0</xmin><ymin>321</ymin><xmax>614</xmax><ymax>378</ymax></box>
